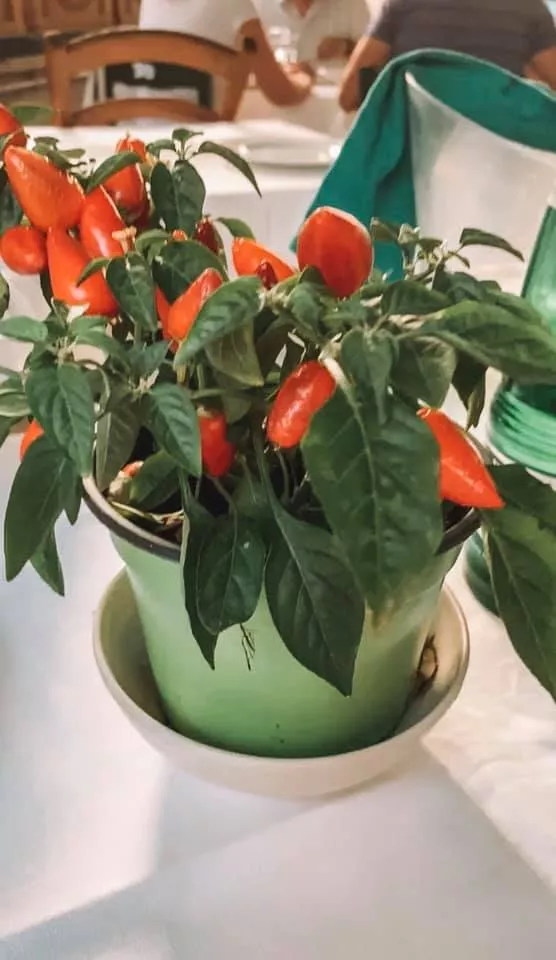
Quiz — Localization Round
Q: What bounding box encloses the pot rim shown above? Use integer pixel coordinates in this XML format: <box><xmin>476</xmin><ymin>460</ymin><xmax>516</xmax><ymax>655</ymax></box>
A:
<box><xmin>82</xmin><ymin>475</ymin><xmax>481</xmax><ymax>561</ymax></box>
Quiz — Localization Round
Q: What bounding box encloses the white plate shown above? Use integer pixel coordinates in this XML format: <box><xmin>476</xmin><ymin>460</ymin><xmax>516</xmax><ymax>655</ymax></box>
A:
<box><xmin>239</xmin><ymin>141</ymin><xmax>337</xmax><ymax>169</ymax></box>
<box><xmin>93</xmin><ymin>573</ymin><xmax>469</xmax><ymax>799</ymax></box>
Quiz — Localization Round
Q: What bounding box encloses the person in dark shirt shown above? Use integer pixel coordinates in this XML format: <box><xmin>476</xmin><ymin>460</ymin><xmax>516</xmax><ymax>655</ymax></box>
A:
<box><xmin>339</xmin><ymin>0</ymin><xmax>556</xmax><ymax>111</ymax></box>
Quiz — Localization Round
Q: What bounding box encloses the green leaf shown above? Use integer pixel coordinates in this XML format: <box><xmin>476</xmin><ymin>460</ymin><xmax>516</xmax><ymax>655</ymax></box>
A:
<box><xmin>419</xmin><ymin>302</ymin><xmax>556</xmax><ymax>384</ymax></box>
<box><xmin>0</xmin><ymin>273</ymin><xmax>9</xmax><ymax>318</ymax></box>
<box><xmin>285</xmin><ymin>281</ymin><xmax>333</xmax><ymax>341</ymax></box>
<box><xmin>4</xmin><ymin>435</ymin><xmax>73</xmax><ymax>580</ymax></box>
<box><xmin>106</xmin><ymin>253</ymin><xmax>157</xmax><ymax>333</ymax></box>
<box><xmin>74</xmin><ymin>330</ymin><xmax>126</xmax><ymax>360</ymax></box>
<box><xmin>142</xmin><ymin>383</ymin><xmax>201</xmax><ymax>475</ymax></box>
<box><xmin>483</xmin><ymin>507</ymin><xmax>556</xmax><ymax>699</ymax></box>
<box><xmin>359</xmin><ymin>279</ymin><xmax>389</xmax><ymax>299</ymax></box>
<box><xmin>128</xmin><ymin>340</ymin><xmax>169</xmax><ymax>379</ymax></box>
<box><xmin>181</xmin><ymin>496</ymin><xmax>218</xmax><ymax>667</ymax></box>
<box><xmin>86</xmin><ymin>151</ymin><xmax>139</xmax><ymax>193</ymax></box>
<box><xmin>233</xmin><ymin>471</ymin><xmax>271</xmax><ymax>526</ymax></box>
<box><xmin>32</xmin><ymin>143</ymin><xmax>78</xmax><ymax>171</ymax></box>
<box><xmin>0</xmin><ymin>415</ymin><xmax>18</xmax><ymax>445</ymax></box>
<box><xmin>145</xmin><ymin>138</ymin><xmax>178</xmax><ymax>157</ymax></box>
<box><xmin>488</xmin><ymin>464</ymin><xmax>556</xmax><ymax>532</ymax></box>
<box><xmin>206</xmin><ymin>321</ymin><xmax>263</xmax><ymax>386</ymax></box>
<box><xmin>445</xmin><ymin>271</ymin><xmax>488</xmax><ymax>304</ymax></box>
<box><xmin>129</xmin><ymin>451</ymin><xmax>178</xmax><ymax>510</ymax></box>
<box><xmin>0</xmin><ymin>167</ymin><xmax>22</xmax><ymax>234</ymax></box>
<box><xmin>134</xmin><ymin>228</ymin><xmax>170</xmax><ymax>260</ymax></box>
<box><xmin>63</xmin><ymin>470</ymin><xmax>82</xmax><ymax>525</ymax></box>
<box><xmin>70</xmin><ymin>314</ymin><xmax>108</xmax><ymax>337</ymax></box>
<box><xmin>459</xmin><ymin>228</ymin><xmax>523</xmax><ymax>261</ymax></box>
<box><xmin>154</xmin><ymin>238</ymin><xmax>226</xmax><ymax>301</ymax></box>
<box><xmin>25</xmin><ymin>365</ymin><xmax>94</xmax><ymax>475</ymax></box>
<box><xmin>196</xmin><ymin>141</ymin><xmax>261</xmax><ymax>196</ymax></box>
<box><xmin>370</xmin><ymin>218</ymin><xmax>401</xmax><ymax>244</ymax></box>
<box><xmin>484</xmin><ymin>288</ymin><xmax>545</xmax><ymax>327</ymax></box>
<box><xmin>452</xmin><ymin>354</ymin><xmax>486</xmax><ymax>428</ymax></box>
<box><xmin>77</xmin><ymin>257</ymin><xmax>111</xmax><ymax>286</ymax></box>
<box><xmin>392</xmin><ymin>336</ymin><xmax>456</xmax><ymax>407</ymax></box>
<box><xmin>0</xmin><ymin>377</ymin><xmax>30</xmax><ymax>418</ymax></box>
<box><xmin>11</xmin><ymin>103</ymin><xmax>53</xmax><ymax>124</ymax></box>
<box><xmin>31</xmin><ymin>530</ymin><xmax>65</xmax><ymax>596</ymax></box>
<box><xmin>196</xmin><ymin>514</ymin><xmax>265</xmax><ymax>634</ymax></box>
<box><xmin>150</xmin><ymin>160</ymin><xmax>205</xmax><ymax>234</ymax></box>
<box><xmin>40</xmin><ymin>269</ymin><xmax>53</xmax><ymax>307</ymax></box>
<box><xmin>95</xmin><ymin>401</ymin><xmax>140</xmax><ymax>490</ymax></box>
<box><xmin>381</xmin><ymin>280</ymin><xmax>450</xmax><ymax>316</ymax></box>
<box><xmin>0</xmin><ymin>315</ymin><xmax>47</xmax><ymax>343</ymax></box>
<box><xmin>174</xmin><ymin>276</ymin><xmax>262</xmax><ymax>364</ymax></box>
<box><xmin>265</xmin><ymin>501</ymin><xmax>364</xmax><ymax>695</ymax></box>
<box><xmin>340</xmin><ymin>329</ymin><xmax>397</xmax><ymax>425</ymax></box>
<box><xmin>172</xmin><ymin>127</ymin><xmax>200</xmax><ymax>145</ymax></box>
<box><xmin>216</xmin><ymin>217</ymin><xmax>255</xmax><ymax>240</ymax></box>
<box><xmin>302</xmin><ymin>389</ymin><xmax>443</xmax><ymax>617</ymax></box>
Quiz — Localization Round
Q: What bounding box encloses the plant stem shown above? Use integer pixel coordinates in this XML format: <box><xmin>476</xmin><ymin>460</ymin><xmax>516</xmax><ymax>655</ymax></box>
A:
<box><xmin>210</xmin><ymin>476</ymin><xmax>236</xmax><ymax>511</ymax></box>
<box><xmin>275</xmin><ymin>448</ymin><xmax>291</xmax><ymax>503</ymax></box>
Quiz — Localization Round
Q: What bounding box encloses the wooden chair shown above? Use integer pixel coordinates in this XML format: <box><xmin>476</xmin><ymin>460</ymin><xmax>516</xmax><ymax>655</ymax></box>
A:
<box><xmin>44</xmin><ymin>28</ymin><xmax>250</xmax><ymax>126</ymax></box>
<box><xmin>0</xmin><ymin>0</ymin><xmax>25</xmax><ymax>35</ymax></box>
<box><xmin>25</xmin><ymin>0</ymin><xmax>114</xmax><ymax>33</ymax></box>
<box><xmin>114</xmin><ymin>0</ymin><xmax>139</xmax><ymax>26</ymax></box>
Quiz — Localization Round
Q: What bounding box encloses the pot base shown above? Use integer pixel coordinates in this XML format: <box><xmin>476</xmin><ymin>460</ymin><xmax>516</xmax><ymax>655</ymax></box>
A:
<box><xmin>93</xmin><ymin>573</ymin><xmax>469</xmax><ymax>799</ymax></box>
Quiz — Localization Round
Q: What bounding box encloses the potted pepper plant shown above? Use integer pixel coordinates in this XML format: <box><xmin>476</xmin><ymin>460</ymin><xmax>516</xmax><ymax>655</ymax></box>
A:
<box><xmin>0</xmin><ymin>105</ymin><xmax>555</xmax><ymax>760</ymax></box>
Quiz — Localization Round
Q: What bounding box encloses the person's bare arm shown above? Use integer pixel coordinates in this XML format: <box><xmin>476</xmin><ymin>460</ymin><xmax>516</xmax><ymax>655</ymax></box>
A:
<box><xmin>528</xmin><ymin>46</ymin><xmax>556</xmax><ymax>90</ymax></box>
<box><xmin>338</xmin><ymin>36</ymin><xmax>391</xmax><ymax>112</ymax></box>
<box><xmin>239</xmin><ymin>19</ymin><xmax>314</xmax><ymax>107</ymax></box>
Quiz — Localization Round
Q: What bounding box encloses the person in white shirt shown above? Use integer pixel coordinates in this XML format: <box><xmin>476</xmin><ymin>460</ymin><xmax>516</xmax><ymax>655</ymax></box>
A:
<box><xmin>138</xmin><ymin>0</ymin><xmax>314</xmax><ymax>105</ymax></box>
<box><xmin>256</xmin><ymin>0</ymin><xmax>371</xmax><ymax>64</ymax></box>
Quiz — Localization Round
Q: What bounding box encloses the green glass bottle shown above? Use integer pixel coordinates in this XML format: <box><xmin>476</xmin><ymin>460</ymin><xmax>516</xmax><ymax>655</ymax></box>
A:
<box><xmin>489</xmin><ymin>202</ymin><xmax>556</xmax><ymax>476</ymax></box>
<box><xmin>467</xmin><ymin>201</ymin><xmax>556</xmax><ymax>614</ymax></box>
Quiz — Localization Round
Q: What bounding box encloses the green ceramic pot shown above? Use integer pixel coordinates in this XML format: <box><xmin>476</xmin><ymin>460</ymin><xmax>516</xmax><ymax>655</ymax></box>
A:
<box><xmin>84</xmin><ymin>479</ymin><xmax>478</xmax><ymax>759</ymax></box>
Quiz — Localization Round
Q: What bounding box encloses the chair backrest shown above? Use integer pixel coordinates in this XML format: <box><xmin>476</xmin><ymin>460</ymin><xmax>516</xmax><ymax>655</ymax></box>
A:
<box><xmin>44</xmin><ymin>28</ymin><xmax>250</xmax><ymax>126</ymax></box>
<box><xmin>406</xmin><ymin>73</ymin><xmax>556</xmax><ymax>291</ymax></box>
<box><xmin>0</xmin><ymin>0</ymin><xmax>25</xmax><ymax>35</ymax></box>
<box><xmin>114</xmin><ymin>0</ymin><xmax>140</xmax><ymax>26</ymax></box>
<box><xmin>25</xmin><ymin>0</ymin><xmax>114</xmax><ymax>33</ymax></box>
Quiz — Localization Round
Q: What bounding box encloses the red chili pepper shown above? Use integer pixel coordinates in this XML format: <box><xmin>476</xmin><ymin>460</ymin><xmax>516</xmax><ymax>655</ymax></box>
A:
<box><xmin>193</xmin><ymin>217</ymin><xmax>219</xmax><ymax>254</ymax></box>
<box><xmin>115</xmin><ymin>135</ymin><xmax>147</xmax><ymax>162</ymax></box>
<box><xmin>19</xmin><ymin>419</ymin><xmax>43</xmax><ymax>460</ymax></box>
<box><xmin>46</xmin><ymin>228</ymin><xmax>118</xmax><ymax>317</ymax></box>
<box><xmin>0</xmin><ymin>225</ymin><xmax>47</xmax><ymax>275</ymax></box>
<box><xmin>198</xmin><ymin>408</ymin><xmax>236</xmax><ymax>477</ymax></box>
<box><xmin>79</xmin><ymin>186</ymin><xmax>128</xmax><ymax>259</ymax></box>
<box><xmin>165</xmin><ymin>268</ymin><xmax>222</xmax><ymax>343</ymax></box>
<box><xmin>418</xmin><ymin>408</ymin><xmax>504</xmax><ymax>510</ymax></box>
<box><xmin>256</xmin><ymin>259</ymin><xmax>278</xmax><ymax>290</ymax></box>
<box><xmin>172</xmin><ymin>229</ymin><xmax>187</xmax><ymax>241</ymax></box>
<box><xmin>297</xmin><ymin>206</ymin><xmax>373</xmax><ymax>298</ymax></box>
<box><xmin>267</xmin><ymin>361</ymin><xmax>336</xmax><ymax>448</ymax></box>
<box><xmin>121</xmin><ymin>460</ymin><xmax>143</xmax><ymax>479</ymax></box>
<box><xmin>0</xmin><ymin>104</ymin><xmax>26</xmax><ymax>147</ymax></box>
<box><xmin>232</xmin><ymin>237</ymin><xmax>295</xmax><ymax>283</ymax></box>
<box><xmin>104</xmin><ymin>141</ymin><xmax>146</xmax><ymax>222</ymax></box>
<box><xmin>4</xmin><ymin>146</ymin><xmax>84</xmax><ymax>233</ymax></box>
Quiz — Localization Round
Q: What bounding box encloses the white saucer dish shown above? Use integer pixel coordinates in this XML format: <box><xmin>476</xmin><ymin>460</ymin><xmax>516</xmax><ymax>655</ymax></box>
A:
<box><xmin>238</xmin><ymin>141</ymin><xmax>337</xmax><ymax>169</ymax></box>
<box><xmin>94</xmin><ymin>573</ymin><xmax>469</xmax><ymax>799</ymax></box>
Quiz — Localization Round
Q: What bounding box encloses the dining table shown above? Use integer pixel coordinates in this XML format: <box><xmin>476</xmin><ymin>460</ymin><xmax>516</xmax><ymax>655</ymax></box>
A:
<box><xmin>1</xmin><ymin>117</ymin><xmax>556</xmax><ymax>958</ymax></box>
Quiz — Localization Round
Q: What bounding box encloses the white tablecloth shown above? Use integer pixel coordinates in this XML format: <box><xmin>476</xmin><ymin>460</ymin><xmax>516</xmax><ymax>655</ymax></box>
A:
<box><xmin>0</xmin><ymin>423</ymin><xmax>555</xmax><ymax>955</ymax></box>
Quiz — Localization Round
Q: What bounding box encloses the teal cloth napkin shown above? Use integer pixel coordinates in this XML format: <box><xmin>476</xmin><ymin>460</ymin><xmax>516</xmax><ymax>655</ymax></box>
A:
<box><xmin>298</xmin><ymin>49</ymin><xmax>556</xmax><ymax>277</ymax></box>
